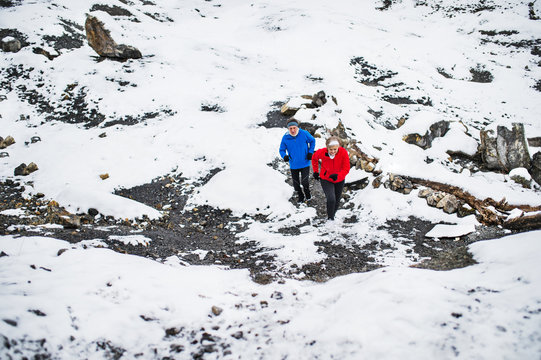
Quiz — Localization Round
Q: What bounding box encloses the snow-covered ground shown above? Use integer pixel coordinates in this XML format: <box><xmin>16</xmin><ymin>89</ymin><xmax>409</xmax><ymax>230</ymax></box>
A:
<box><xmin>1</xmin><ymin>231</ymin><xmax>540</xmax><ymax>359</ymax></box>
<box><xmin>1</xmin><ymin>0</ymin><xmax>541</xmax><ymax>358</ymax></box>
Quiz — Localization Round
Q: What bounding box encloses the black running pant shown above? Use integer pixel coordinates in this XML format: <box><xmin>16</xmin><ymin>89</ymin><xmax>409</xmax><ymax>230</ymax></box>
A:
<box><xmin>291</xmin><ymin>166</ymin><xmax>310</xmax><ymax>197</ymax></box>
<box><xmin>320</xmin><ymin>179</ymin><xmax>345</xmax><ymax>220</ymax></box>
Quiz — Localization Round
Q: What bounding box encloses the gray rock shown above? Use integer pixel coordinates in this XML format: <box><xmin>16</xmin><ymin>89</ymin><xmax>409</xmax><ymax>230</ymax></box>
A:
<box><xmin>426</xmin><ymin>192</ymin><xmax>445</xmax><ymax>207</ymax></box>
<box><xmin>403</xmin><ymin>120</ymin><xmax>449</xmax><ymax>149</ymax></box>
<box><xmin>528</xmin><ymin>137</ymin><xmax>541</xmax><ymax>148</ymax></box>
<box><xmin>1</xmin><ymin>36</ymin><xmax>21</xmax><ymax>53</ymax></box>
<box><xmin>418</xmin><ymin>188</ymin><xmax>433</xmax><ymax>198</ymax></box>
<box><xmin>437</xmin><ymin>194</ymin><xmax>460</xmax><ymax>214</ymax></box>
<box><xmin>496</xmin><ymin>123</ymin><xmax>531</xmax><ymax>170</ymax></box>
<box><xmin>529</xmin><ymin>152</ymin><xmax>541</xmax><ymax>186</ymax></box>
<box><xmin>480</xmin><ymin>123</ymin><xmax>531</xmax><ymax>172</ymax></box>
<box><xmin>385</xmin><ymin>174</ymin><xmax>413</xmax><ymax>194</ymax></box>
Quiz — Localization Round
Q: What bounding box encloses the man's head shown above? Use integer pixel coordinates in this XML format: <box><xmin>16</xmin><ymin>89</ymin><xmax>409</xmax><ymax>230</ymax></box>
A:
<box><xmin>287</xmin><ymin>118</ymin><xmax>299</xmax><ymax>136</ymax></box>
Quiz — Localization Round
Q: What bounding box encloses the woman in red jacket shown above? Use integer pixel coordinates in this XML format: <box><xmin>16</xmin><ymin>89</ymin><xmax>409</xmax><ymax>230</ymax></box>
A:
<box><xmin>312</xmin><ymin>136</ymin><xmax>350</xmax><ymax>221</ymax></box>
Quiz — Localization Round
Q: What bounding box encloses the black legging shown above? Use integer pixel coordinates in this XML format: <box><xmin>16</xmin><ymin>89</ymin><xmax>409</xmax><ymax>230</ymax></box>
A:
<box><xmin>320</xmin><ymin>179</ymin><xmax>345</xmax><ymax>220</ymax></box>
<box><xmin>290</xmin><ymin>166</ymin><xmax>310</xmax><ymax>198</ymax></box>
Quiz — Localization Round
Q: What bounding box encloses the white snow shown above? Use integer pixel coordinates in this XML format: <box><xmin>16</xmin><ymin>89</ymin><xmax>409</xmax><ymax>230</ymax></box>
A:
<box><xmin>107</xmin><ymin>235</ymin><xmax>151</xmax><ymax>247</ymax></box>
<box><xmin>1</xmin><ymin>231</ymin><xmax>540</xmax><ymax>358</ymax></box>
<box><xmin>425</xmin><ymin>223</ymin><xmax>476</xmax><ymax>239</ymax></box>
<box><xmin>0</xmin><ymin>209</ymin><xmax>26</xmax><ymax>217</ymax></box>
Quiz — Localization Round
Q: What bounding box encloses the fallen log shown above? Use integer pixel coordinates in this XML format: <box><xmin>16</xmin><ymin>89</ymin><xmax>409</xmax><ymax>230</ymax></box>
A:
<box><xmin>405</xmin><ymin>177</ymin><xmax>541</xmax><ymax>226</ymax></box>
<box><xmin>503</xmin><ymin>212</ymin><xmax>541</xmax><ymax>231</ymax></box>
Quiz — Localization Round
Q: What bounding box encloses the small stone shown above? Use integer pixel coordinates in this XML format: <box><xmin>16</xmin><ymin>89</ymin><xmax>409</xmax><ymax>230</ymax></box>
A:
<box><xmin>0</xmin><ymin>152</ymin><xmax>8</xmax><ymax>158</ymax></box>
<box><xmin>99</xmin><ymin>132</ymin><xmax>107</xmax><ymax>138</ymax></box>
<box><xmin>165</xmin><ymin>327</ymin><xmax>181</xmax><ymax>337</ymax></box>
<box><xmin>30</xmin><ymin>136</ymin><xmax>41</xmax><ymax>143</ymax></box>
<box><xmin>211</xmin><ymin>306</ymin><xmax>223</xmax><ymax>316</ymax></box>
<box><xmin>418</xmin><ymin>188</ymin><xmax>433</xmax><ymax>198</ymax></box>
<box><xmin>100</xmin><ymin>173</ymin><xmax>109</xmax><ymax>180</ymax></box>
<box><xmin>231</xmin><ymin>331</ymin><xmax>243</xmax><ymax>339</ymax></box>
<box><xmin>88</xmin><ymin>208</ymin><xmax>99</xmax><ymax>217</ymax></box>
<box><xmin>426</xmin><ymin>192</ymin><xmax>445</xmax><ymax>207</ymax></box>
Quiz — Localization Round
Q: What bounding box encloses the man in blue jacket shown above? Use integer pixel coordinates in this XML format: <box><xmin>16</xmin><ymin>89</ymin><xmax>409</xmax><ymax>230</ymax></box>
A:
<box><xmin>279</xmin><ymin>118</ymin><xmax>316</xmax><ymax>202</ymax></box>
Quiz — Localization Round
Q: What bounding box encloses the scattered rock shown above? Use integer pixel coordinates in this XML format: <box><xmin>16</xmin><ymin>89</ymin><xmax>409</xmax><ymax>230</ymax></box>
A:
<box><xmin>211</xmin><ymin>306</ymin><xmax>223</xmax><ymax>316</ymax></box>
<box><xmin>14</xmin><ymin>162</ymin><xmax>38</xmax><ymax>176</ymax></box>
<box><xmin>437</xmin><ymin>194</ymin><xmax>460</xmax><ymax>214</ymax></box>
<box><xmin>528</xmin><ymin>137</ymin><xmax>541</xmax><ymax>147</ymax></box>
<box><xmin>85</xmin><ymin>15</ymin><xmax>142</xmax><ymax>59</ymax></box>
<box><xmin>0</xmin><ymin>135</ymin><xmax>15</xmax><ymax>149</ymax></box>
<box><xmin>330</xmin><ymin>122</ymin><xmax>379</xmax><ymax>172</ymax></box>
<box><xmin>0</xmin><ymin>152</ymin><xmax>9</xmax><ymax>158</ymax></box>
<box><xmin>57</xmin><ymin>248</ymin><xmax>68</xmax><ymax>256</ymax></box>
<box><xmin>372</xmin><ymin>175</ymin><xmax>383</xmax><ymax>188</ymax></box>
<box><xmin>311</xmin><ymin>90</ymin><xmax>327</xmax><ymax>107</ymax></box>
<box><xmin>165</xmin><ymin>327</ymin><xmax>181</xmax><ymax>337</ymax></box>
<box><xmin>32</xmin><ymin>46</ymin><xmax>60</xmax><ymax>60</ymax></box>
<box><xmin>479</xmin><ymin>123</ymin><xmax>531</xmax><ymax>172</ymax></box>
<box><xmin>509</xmin><ymin>167</ymin><xmax>532</xmax><ymax>188</ymax></box>
<box><xmin>417</xmin><ymin>188</ymin><xmax>433</xmax><ymax>198</ymax></box>
<box><xmin>90</xmin><ymin>4</ymin><xmax>133</xmax><ymax>17</ymax></box>
<box><xmin>426</xmin><ymin>191</ymin><xmax>445</xmax><ymax>207</ymax></box>
<box><xmin>30</xmin><ymin>136</ymin><xmax>41</xmax><ymax>143</ymax></box>
<box><xmin>1</xmin><ymin>36</ymin><xmax>21</xmax><ymax>52</ymax></box>
<box><xmin>88</xmin><ymin>208</ymin><xmax>99</xmax><ymax>217</ymax></box>
<box><xmin>384</xmin><ymin>173</ymin><xmax>413</xmax><ymax>194</ymax></box>
<box><xmin>231</xmin><ymin>331</ymin><xmax>243</xmax><ymax>339</ymax></box>
<box><xmin>529</xmin><ymin>152</ymin><xmax>541</xmax><ymax>186</ymax></box>
<box><xmin>100</xmin><ymin>173</ymin><xmax>109</xmax><ymax>180</ymax></box>
<box><xmin>403</xmin><ymin>120</ymin><xmax>450</xmax><ymax>149</ymax></box>
<box><xmin>470</xmin><ymin>65</ymin><xmax>493</xmax><ymax>83</ymax></box>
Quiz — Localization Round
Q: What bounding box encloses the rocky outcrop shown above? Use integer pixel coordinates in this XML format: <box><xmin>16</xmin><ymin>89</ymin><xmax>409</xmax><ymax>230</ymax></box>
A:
<box><xmin>1</xmin><ymin>36</ymin><xmax>21</xmax><ymax>53</ymax></box>
<box><xmin>479</xmin><ymin>123</ymin><xmax>531</xmax><ymax>172</ymax></box>
<box><xmin>403</xmin><ymin>120</ymin><xmax>450</xmax><ymax>149</ymax></box>
<box><xmin>14</xmin><ymin>162</ymin><xmax>38</xmax><ymax>176</ymax></box>
<box><xmin>85</xmin><ymin>15</ymin><xmax>142</xmax><ymax>59</ymax></box>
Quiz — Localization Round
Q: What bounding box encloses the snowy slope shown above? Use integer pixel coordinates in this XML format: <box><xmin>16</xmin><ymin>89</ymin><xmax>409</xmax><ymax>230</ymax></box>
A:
<box><xmin>1</xmin><ymin>231</ymin><xmax>540</xmax><ymax>359</ymax></box>
<box><xmin>1</xmin><ymin>0</ymin><xmax>541</xmax><ymax>358</ymax></box>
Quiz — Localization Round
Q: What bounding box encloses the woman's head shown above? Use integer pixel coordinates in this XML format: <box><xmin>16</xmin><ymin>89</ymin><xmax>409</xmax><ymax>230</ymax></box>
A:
<box><xmin>287</xmin><ymin>118</ymin><xmax>299</xmax><ymax>136</ymax></box>
<box><xmin>326</xmin><ymin>136</ymin><xmax>341</xmax><ymax>156</ymax></box>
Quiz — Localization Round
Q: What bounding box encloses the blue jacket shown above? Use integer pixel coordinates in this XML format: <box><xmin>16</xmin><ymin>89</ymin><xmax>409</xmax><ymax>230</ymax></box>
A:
<box><xmin>279</xmin><ymin>129</ymin><xmax>316</xmax><ymax>169</ymax></box>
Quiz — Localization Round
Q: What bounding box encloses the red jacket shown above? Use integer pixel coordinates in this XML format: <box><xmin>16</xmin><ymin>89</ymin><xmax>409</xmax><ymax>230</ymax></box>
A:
<box><xmin>312</xmin><ymin>147</ymin><xmax>350</xmax><ymax>183</ymax></box>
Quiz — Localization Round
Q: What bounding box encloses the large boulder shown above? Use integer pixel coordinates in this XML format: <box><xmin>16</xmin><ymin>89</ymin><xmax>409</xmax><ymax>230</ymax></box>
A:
<box><xmin>85</xmin><ymin>15</ymin><xmax>142</xmax><ymax>59</ymax></box>
<box><xmin>479</xmin><ymin>123</ymin><xmax>531</xmax><ymax>172</ymax></box>
<box><xmin>1</xmin><ymin>36</ymin><xmax>21</xmax><ymax>53</ymax></box>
